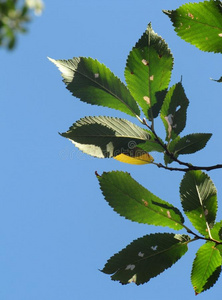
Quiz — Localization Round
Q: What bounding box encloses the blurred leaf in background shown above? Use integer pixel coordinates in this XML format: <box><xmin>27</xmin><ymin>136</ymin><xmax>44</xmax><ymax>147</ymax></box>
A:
<box><xmin>0</xmin><ymin>0</ymin><xmax>44</xmax><ymax>50</ymax></box>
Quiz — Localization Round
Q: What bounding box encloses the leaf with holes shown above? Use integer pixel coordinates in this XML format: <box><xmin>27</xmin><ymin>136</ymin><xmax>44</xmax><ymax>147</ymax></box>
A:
<box><xmin>98</xmin><ymin>171</ymin><xmax>184</xmax><ymax>229</ymax></box>
<box><xmin>191</xmin><ymin>242</ymin><xmax>222</xmax><ymax>295</ymax></box>
<box><xmin>102</xmin><ymin>233</ymin><xmax>190</xmax><ymax>285</ymax></box>
<box><xmin>48</xmin><ymin>57</ymin><xmax>140</xmax><ymax>118</ymax></box>
<box><xmin>114</xmin><ymin>147</ymin><xmax>154</xmax><ymax>165</ymax></box>
<box><xmin>180</xmin><ymin>171</ymin><xmax>217</xmax><ymax>238</ymax></box>
<box><xmin>60</xmin><ymin>116</ymin><xmax>150</xmax><ymax>158</ymax></box>
<box><xmin>163</xmin><ymin>0</ymin><xmax>222</xmax><ymax>53</ymax></box>
<box><xmin>125</xmin><ymin>23</ymin><xmax>173</xmax><ymax>120</ymax></box>
<box><xmin>161</xmin><ymin>82</ymin><xmax>189</xmax><ymax>141</ymax></box>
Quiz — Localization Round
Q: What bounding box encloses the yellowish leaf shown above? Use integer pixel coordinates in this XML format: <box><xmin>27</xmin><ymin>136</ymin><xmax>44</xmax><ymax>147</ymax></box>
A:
<box><xmin>114</xmin><ymin>147</ymin><xmax>154</xmax><ymax>165</ymax></box>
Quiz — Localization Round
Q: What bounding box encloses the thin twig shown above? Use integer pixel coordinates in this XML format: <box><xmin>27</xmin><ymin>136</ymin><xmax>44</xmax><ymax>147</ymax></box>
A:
<box><xmin>181</xmin><ymin>223</ymin><xmax>222</xmax><ymax>245</ymax></box>
<box><xmin>143</xmin><ymin>118</ymin><xmax>222</xmax><ymax>172</ymax></box>
<box><xmin>153</xmin><ymin>162</ymin><xmax>222</xmax><ymax>172</ymax></box>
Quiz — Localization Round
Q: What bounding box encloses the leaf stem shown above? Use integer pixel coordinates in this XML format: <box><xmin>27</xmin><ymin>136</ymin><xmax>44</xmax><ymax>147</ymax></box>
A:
<box><xmin>179</xmin><ymin>223</ymin><xmax>222</xmax><ymax>244</ymax></box>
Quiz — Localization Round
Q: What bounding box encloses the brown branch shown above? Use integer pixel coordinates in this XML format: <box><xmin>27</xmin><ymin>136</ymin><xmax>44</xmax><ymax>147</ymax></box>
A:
<box><xmin>143</xmin><ymin>118</ymin><xmax>222</xmax><ymax>172</ymax></box>
<box><xmin>154</xmin><ymin>162</ymin><xmax>222</xmax><ymax>172</ymax></box>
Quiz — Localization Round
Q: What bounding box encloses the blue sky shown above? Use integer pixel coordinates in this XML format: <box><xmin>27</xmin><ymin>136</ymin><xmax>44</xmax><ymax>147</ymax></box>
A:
<box><xmin>1</xmin><ymin>1</ymin><xmax>222</xmax><ymax>299</ymax></box>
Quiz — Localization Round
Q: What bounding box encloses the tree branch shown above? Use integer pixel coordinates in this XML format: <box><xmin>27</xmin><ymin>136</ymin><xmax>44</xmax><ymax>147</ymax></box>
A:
<box><xmin>143</xmin><ymin>118</ymin><xmax>222</xmax><ymax>172</ymax></box>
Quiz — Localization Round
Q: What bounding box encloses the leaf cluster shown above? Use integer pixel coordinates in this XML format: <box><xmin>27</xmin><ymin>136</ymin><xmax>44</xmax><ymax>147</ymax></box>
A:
<box><xmin>49</xmin><ymin>0</ymin><xmax>222</xmax><ymax>295</ymax></box>
<box><xmin>98</xmin><ymin>170</ymin><xmax>222</xmax><ymax>294</ymax></box>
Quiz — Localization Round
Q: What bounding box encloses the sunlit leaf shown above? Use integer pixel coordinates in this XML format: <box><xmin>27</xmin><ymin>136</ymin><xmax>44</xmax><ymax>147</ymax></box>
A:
<box><xmin>180</xmin><ymin>171</ymin><xmax>217</xmax><ymax>237</ymax></box>
<box><xmin>211</xmin><ymin>221</ymin><xmax>222</xmax><ymax>242</ymax></box>
<box><xmin>163</xmin><ymin>0</ymin><xmax>222</xmax><ymax>53</ymax></box>
<box><xmin>114</xmin><ymin>147</ymin><xmax>154</xmax><ymax>165</ymax></box>
<box><xmin>60</xmin><ymin>116</ymin><xmax>150</xmax><ymax>158</ymax></box>
<box><xmin>125</xmin><ymin>23</ymin><xmax>173</xmax><ymax>119</ymax></box>
<box><xmin>191</xmin><ymin>242</ymin><xmax>222</xmax><ymax>295</ymax></box>
<box><xmin>102</xmin><ymin>233</ymin><xmax>190</xmax><ymax>285</ymax></box>
<box><xmin>48</xmin><ymin>57</ymin><xmax>140</xmax><ymax>117</ymax></box>
<box><xmin>160</xmin><ymin>82</ymin><xmax>189</xmax><ymax>141</ymax></box>
<box><xmin>98</xmin><ymin>171</ymin><xmax>184</xmax><ymax>229</ymax></box>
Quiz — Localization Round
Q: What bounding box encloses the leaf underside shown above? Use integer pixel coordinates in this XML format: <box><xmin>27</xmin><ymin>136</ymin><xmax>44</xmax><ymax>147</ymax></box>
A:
<box><xmin>102</xmin><ymin>233</ymin><xmax>190</xmax><ymax>285</ymax></box>
<box><xmin>191</xmin><ymin>242</ymin><xmax>222</xmax><ymax>294</ymax></box>
<box><xmin>60</xmin><ymin>116</ymin><xmax>150</xmax><ymax>158</ymax></box>
<box><xmin>125</xmin><ymin>23</ymin><xmax>173</xmax><ymax>120</ymax></box>
<box><xmin>98</xmin><ymin>171</ymin><xmax>184</xmax><ymax>229</ymax></box>
<box><xmin>180</xmin><ymin>171</ymin><xmax>217</xmax><ymax>237</ymax></box>
<box><xmin>48</xmin><ymin>57</ymin><xmax>140</xmax><ymax>117</ymax></box>
<box><xmin>163</xmin><ymin>0</ymin><xmax>222</xmax><ymax>53</ymax></box>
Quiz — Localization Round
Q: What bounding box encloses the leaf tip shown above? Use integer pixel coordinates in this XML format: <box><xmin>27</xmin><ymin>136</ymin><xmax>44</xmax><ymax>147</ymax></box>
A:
<box><xmin>58</xmin><ymin>132</ymin><xmax>68</xmax><ymax>139</ymax></box>
<box><xmin>162</xmin><ymin>9</ymin><xmax>171</xmax><ymax>16</ymax></box>
<box><xmin>47</xmin><ymin>56</ymin><xmax>55</xmax><ymax>64</ymax></box>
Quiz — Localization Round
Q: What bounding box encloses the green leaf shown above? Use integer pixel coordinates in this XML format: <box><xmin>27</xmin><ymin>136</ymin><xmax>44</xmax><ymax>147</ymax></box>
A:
<box><xmin>163</xmin><ymin>0</ymin><xmax>222</xmax><ymax>53</ymax></box>
<box><xmin>160</xmin><ymin>82</ymin><xmax>189</xmax><ymax>141</ymax></box>
<box><xmin>48</xmin><ymin>57</ymin><xmax>140</xmax><ymax>117</ymax></box>
<box><xmin>191</xmin><ymin>242</ymin><xmax>222</xmax><ymax>295</ymax></box>
<box><xmin>60</xmin><ymin>116</ymin><xmax>150</xmax><ymax>158</ymax></box>
<box><xmin>137</xmin><ymin>131</ymin><xmax>165</xmax><ymax>153</ymax></box>
<box><xmin>102</xmin><ymin>233</ymin><xmax>190</xmax><ymax>285</ymax></box>
<box><xmin>98</xmin><ymin>171</ymin><xmax>184</xmax><ymax>229</ymax></box>
<box><xmin>164</xmin><ymin>133</ymin><xmax>212</xmax><ymax>165</ymax></box>
<box><xmin>173</xmin><ymin>133</ymin><xmax>212</xmax><ymax>155</ymax></box>
<box><xmin>180</xmin><ymin>171</ymin><xmax>217</xmax><ymax>237</ymax></box>
<box><xmin>125</xmin><ymin>23</ymin><xmax>173</xmax><ymax>120</ymax></box>
<box><xmin>211</xmin><ymin>221</ymin><xmax>222</xmax><ymax>242</ymax></box>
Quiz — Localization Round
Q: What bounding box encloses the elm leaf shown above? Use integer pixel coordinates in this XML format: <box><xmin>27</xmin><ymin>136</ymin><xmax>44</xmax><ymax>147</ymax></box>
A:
<box><xmin>102</xmin><ymin>233</ymin><xmax>190</xmax><ymax>285</ymax></box>
<box><xmin>98</xmin><ymin>171</ymin><xmax>184</xmax><ymax>229</ymax></box>
<box><xmin>61</xmin><ymin>116</ymin><xmax>150</xmax><ymax>158</ymax></box>
<box><xmin>49</xmin><ymin>57</ymin><xmax>140</xmax><ymax>117</ymax></box>
<box><xmin>160</xmin><ymin>82</ymin><xmax>189</xmax><ymax>141</ymax></box>
<box><xmin>125</xmin><ymin>23</ymin><xmax>173</xmax><ymax>120</ymax></box>
<box><xmin>180</xmin><ymin>171</ymin><xmax>217</xmax><ymax>238</ymax></box>
<box><xmin>164</xmin><ymin>0</ymin><xmax>222</xmax><ymax>53</ymax></box>
<box><xmin>191</xmin><ymin>242</ymin><xmax>222</xmax><ymax>294</ymax></box>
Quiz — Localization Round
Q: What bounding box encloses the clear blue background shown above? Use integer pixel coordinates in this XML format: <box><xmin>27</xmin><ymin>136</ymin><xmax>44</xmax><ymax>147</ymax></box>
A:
<box><xmin>1</xmin><ymin>1</ymin><xmax>222</xmax><ymax>299</ymax></box>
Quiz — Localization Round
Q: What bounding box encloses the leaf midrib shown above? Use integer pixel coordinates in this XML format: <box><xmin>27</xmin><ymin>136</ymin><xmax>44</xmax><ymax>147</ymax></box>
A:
<box><xmin>178</xmin><ymin>15</ymin><xmax>222</xmax><ymax>31</ymax></box>
<box><xmin>109</xmin><ymin>180</ymin><xmax>183</xmax><ymax>227</ymax></box>
<box><xmin>198</xmin><ymin>245</ymin><xmax>218</xmax><ymax>292</ymax></box>
<box><xmin>175</xmin><ymin>138</ymin><xmax>205</xmax><ymax>153</ymax></box>
<box><xmin>60</xmin><ymin>60</ymin><xmax>139</xmax><ymax>116</ymax></box>
<box><xmin>194</xmin><ymin>179</ymin><xmax>212</xmax><ymax>237</ymax></box>
<box><xmin>114</xmin><ymin>240</ymin><xmax>187</xmax><ymax>274</ymax></box>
